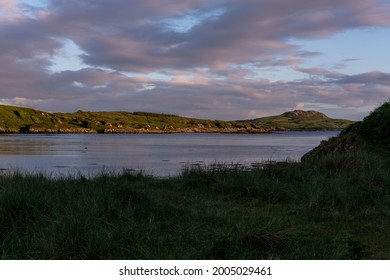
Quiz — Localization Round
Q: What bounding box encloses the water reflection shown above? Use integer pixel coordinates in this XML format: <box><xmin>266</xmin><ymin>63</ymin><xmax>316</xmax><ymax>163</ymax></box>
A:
<box><xmin>0</xmin><ymin>131</ymin><xmax>338</xmax><ymax>177</ymax></box>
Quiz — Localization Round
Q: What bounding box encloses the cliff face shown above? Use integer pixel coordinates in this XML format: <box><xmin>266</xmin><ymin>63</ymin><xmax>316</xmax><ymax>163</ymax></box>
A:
<box><xmin>302</xmin><ymin>101</ymin><xmax>390</xmax><ymax>160</ymax></box>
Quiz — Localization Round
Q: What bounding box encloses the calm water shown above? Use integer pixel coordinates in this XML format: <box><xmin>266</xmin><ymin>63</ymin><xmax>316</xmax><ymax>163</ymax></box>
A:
<box><xmin>0</xmin><ymin>131</ymin><xmax>338</xmax><ymax>177</ymax></box>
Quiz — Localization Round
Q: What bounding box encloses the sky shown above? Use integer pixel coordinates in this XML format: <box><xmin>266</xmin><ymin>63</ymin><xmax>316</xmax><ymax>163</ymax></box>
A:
<box><xmin>1</xmin><ymin>0</ymin><xmax>390</xmax><ymax>120</ymax></box>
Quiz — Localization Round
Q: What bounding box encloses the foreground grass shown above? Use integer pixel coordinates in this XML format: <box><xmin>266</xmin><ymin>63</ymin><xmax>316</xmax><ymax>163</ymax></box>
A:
<box><xmin>1</xmin><ymin>151</ymin><xmax>389</xmax><ymax>259</ymax></box>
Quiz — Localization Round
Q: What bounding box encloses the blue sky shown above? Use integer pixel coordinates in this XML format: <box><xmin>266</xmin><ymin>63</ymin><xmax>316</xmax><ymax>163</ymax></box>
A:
<box><xmin>1</xmin><ymin>0</ymin><xmax>390</xmax><ymax>120</ymax></box>
<box><xmin>291</xmin><ymin>28</ymin><xmax>390</xmax><ymax>74</ymax></box>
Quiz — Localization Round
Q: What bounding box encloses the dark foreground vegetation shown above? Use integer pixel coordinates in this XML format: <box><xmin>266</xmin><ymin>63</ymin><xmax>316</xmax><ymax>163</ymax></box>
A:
<box><xmin>0</xmin><ymin>152</ymin><xmax>389</xmax><ymax>260</ymax></box>
<box><xmin>0</xmin><ymin>102</ymin><xmax>389</xmax><ymax>259</ymax></box>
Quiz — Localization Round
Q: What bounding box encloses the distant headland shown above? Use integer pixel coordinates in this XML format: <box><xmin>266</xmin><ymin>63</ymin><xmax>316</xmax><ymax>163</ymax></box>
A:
<box><xmin>0</xmin><ymin>104</ymin><xmax>353</xmax><ymax>134</ymax></box>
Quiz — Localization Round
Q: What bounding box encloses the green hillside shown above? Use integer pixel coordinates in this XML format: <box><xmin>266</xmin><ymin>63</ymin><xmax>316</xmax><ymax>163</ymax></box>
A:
<box><xmin>0</xmin><ymin>105</ymin><xmax>65</xmax><ymax>133</ymax></box>
<box><xmin>303</xmin><ymin>101</ymin><xmax>390</xmax><ymax>160</ymax></box>
<box><xmin>0</xmin><ymin>104</ymin><xmax>354</xmax><ymax>133</ymax></box>
<box><xmin>0</xmin><ymin>105</ymin><xmax>269</xmax><ymax>134</ymax></box>
<box><xmin>246</xmin><ymin>110</ymin><xmax>354</xmax><ymax>131</ymax></box>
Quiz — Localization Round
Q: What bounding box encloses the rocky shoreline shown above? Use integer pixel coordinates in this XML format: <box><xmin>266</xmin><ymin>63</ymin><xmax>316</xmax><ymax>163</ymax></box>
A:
<box><xmin>0</xmin><ymin>126</ymin><xmax>271</xmax><ymax>134</ymax></box>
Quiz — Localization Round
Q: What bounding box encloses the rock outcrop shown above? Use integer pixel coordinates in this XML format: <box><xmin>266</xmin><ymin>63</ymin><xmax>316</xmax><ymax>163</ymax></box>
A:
<box><xmin>281</xmin><ymin>110</ymin><xmax>328</xmax><ymax>120</ymax></box>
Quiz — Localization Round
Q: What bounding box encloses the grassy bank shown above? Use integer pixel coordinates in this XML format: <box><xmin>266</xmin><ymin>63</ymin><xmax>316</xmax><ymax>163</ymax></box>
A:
<box><xmin>0</xmin><ymin>104</ymin><xmax>269</xmax><ymax>133</ymax></box>
<box><xmin>1</xmin><ymin>104</ymin><xmax>352</xmax><ymax>134</ymax></box>
<box><xmin>1</xmin><ymin>151</ymin><xmax>389</xmax><ymax>259</ymax></box>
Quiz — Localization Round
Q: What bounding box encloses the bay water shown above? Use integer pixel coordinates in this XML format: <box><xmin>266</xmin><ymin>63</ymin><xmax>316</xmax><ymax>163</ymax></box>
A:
<box><xmin>0</xmin><ymin>131</ymin><xmax>337</xmax><ymax>177</ymax></box>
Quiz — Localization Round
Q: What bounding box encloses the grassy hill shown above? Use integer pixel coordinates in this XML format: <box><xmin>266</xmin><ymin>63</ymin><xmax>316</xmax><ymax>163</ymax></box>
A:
<box><xmin>0</xmin><ymin>104</ymin><xmax>354</xmax><ymax>134</ymax></box>
<box><xmin>0</xmin><ymin>105</ymin><xmax>269</xmax><ymax>134</ymax></box>
<box><xmin>302</xmin><ymin>101</ymin><xmax>390</xmax><ymax>160</ymax></box>
<box><xmin>245</xmin><ymin>110</ymin><xmax>354</xmax><ymax>131</ymax></box>
<box><xmin>0</xmin><ymin>105</ymin><xmax>57</xmax><ymax>133</ymax></box>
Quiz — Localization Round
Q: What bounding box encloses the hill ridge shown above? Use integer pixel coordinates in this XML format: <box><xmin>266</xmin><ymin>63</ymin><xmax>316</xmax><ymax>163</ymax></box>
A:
<box><xmin>0</xmin><ymin>104</ymin><xmax>269</xmax><ymax>134</ymax></box>
<box><xmin>246</xmin><ymin>109</ymin><xmax>353</xmax><ymax>131</ymax></box>
<box><xmin>0</xmin><ymin>104</ymin><xmax>354</xmax><ymax>134</ymax></box>
<box><xmin>281</xmin><ymin>110</ymin><xmax>329</xmax><ymax>120</ymax></box>
<box><xmin>302</xmin><ymin>101</ymin><xmax>390</xmax><ymax>160</ymax></box>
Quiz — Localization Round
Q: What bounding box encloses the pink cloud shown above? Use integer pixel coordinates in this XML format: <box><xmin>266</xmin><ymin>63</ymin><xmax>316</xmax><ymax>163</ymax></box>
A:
<box><xmin>292</xmin><ymin>66</ymin><xmax>346</xmax><ymax>79</ymax></box>
<box><xmin>1</xmin><ymin>0</ymin><xmax>390</xmax><ymax>120</ymax></box>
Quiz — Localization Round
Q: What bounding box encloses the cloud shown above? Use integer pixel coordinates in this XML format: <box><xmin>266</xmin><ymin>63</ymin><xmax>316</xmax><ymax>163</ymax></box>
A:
<box><xmin>292</xmin><ymin>66</ymin><xmax>346</xmax><ymax>79</ymax></box>
<box><xmin>334</xmin><ymin>71</ymin><xmax>390</xmax><ymax>86</ymax></box>
<box><xmin>0</xmin><ymin>0</ymin><xmax>19</xmax><ymax>19</ymax></box>
<box><xmin>38</xmin><ymin>0</ymin><xmax>390</xmax><ymax>72</ymax></box>
<box><xmin>0</xmin><ymin>0</ymin><xmax>390</xmax><ymax>120</ymax></box>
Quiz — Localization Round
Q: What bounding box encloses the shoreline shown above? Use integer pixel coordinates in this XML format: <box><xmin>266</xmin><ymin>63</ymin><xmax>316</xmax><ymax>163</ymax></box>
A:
<box><xmin>0</xmin><ymin>128</ymin><xmax>344</xmax><ymax>135</ymax></box>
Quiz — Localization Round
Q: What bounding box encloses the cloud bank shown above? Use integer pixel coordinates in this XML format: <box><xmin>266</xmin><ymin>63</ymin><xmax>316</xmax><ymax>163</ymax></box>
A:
<box><xmin>1</xmin><ymin>0</ymin><xmax>390</xmax><ymax>120</ymax></box>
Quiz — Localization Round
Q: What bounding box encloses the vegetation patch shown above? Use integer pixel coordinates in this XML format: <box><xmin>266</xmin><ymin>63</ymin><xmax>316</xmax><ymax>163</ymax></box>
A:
<box><xmin>245</xmin><ymin>110</ymin><xmax>354</xmax><ymax>131</ymax></box>
<box><xmin>0</xmin><ymin>104</ymin><xmax>353</xmax><ymax>134</ymax></box>
<box><xmin>0</xmin><ymin>105</ymin><xmax>269</xmax><ymax>134</ymax></box>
